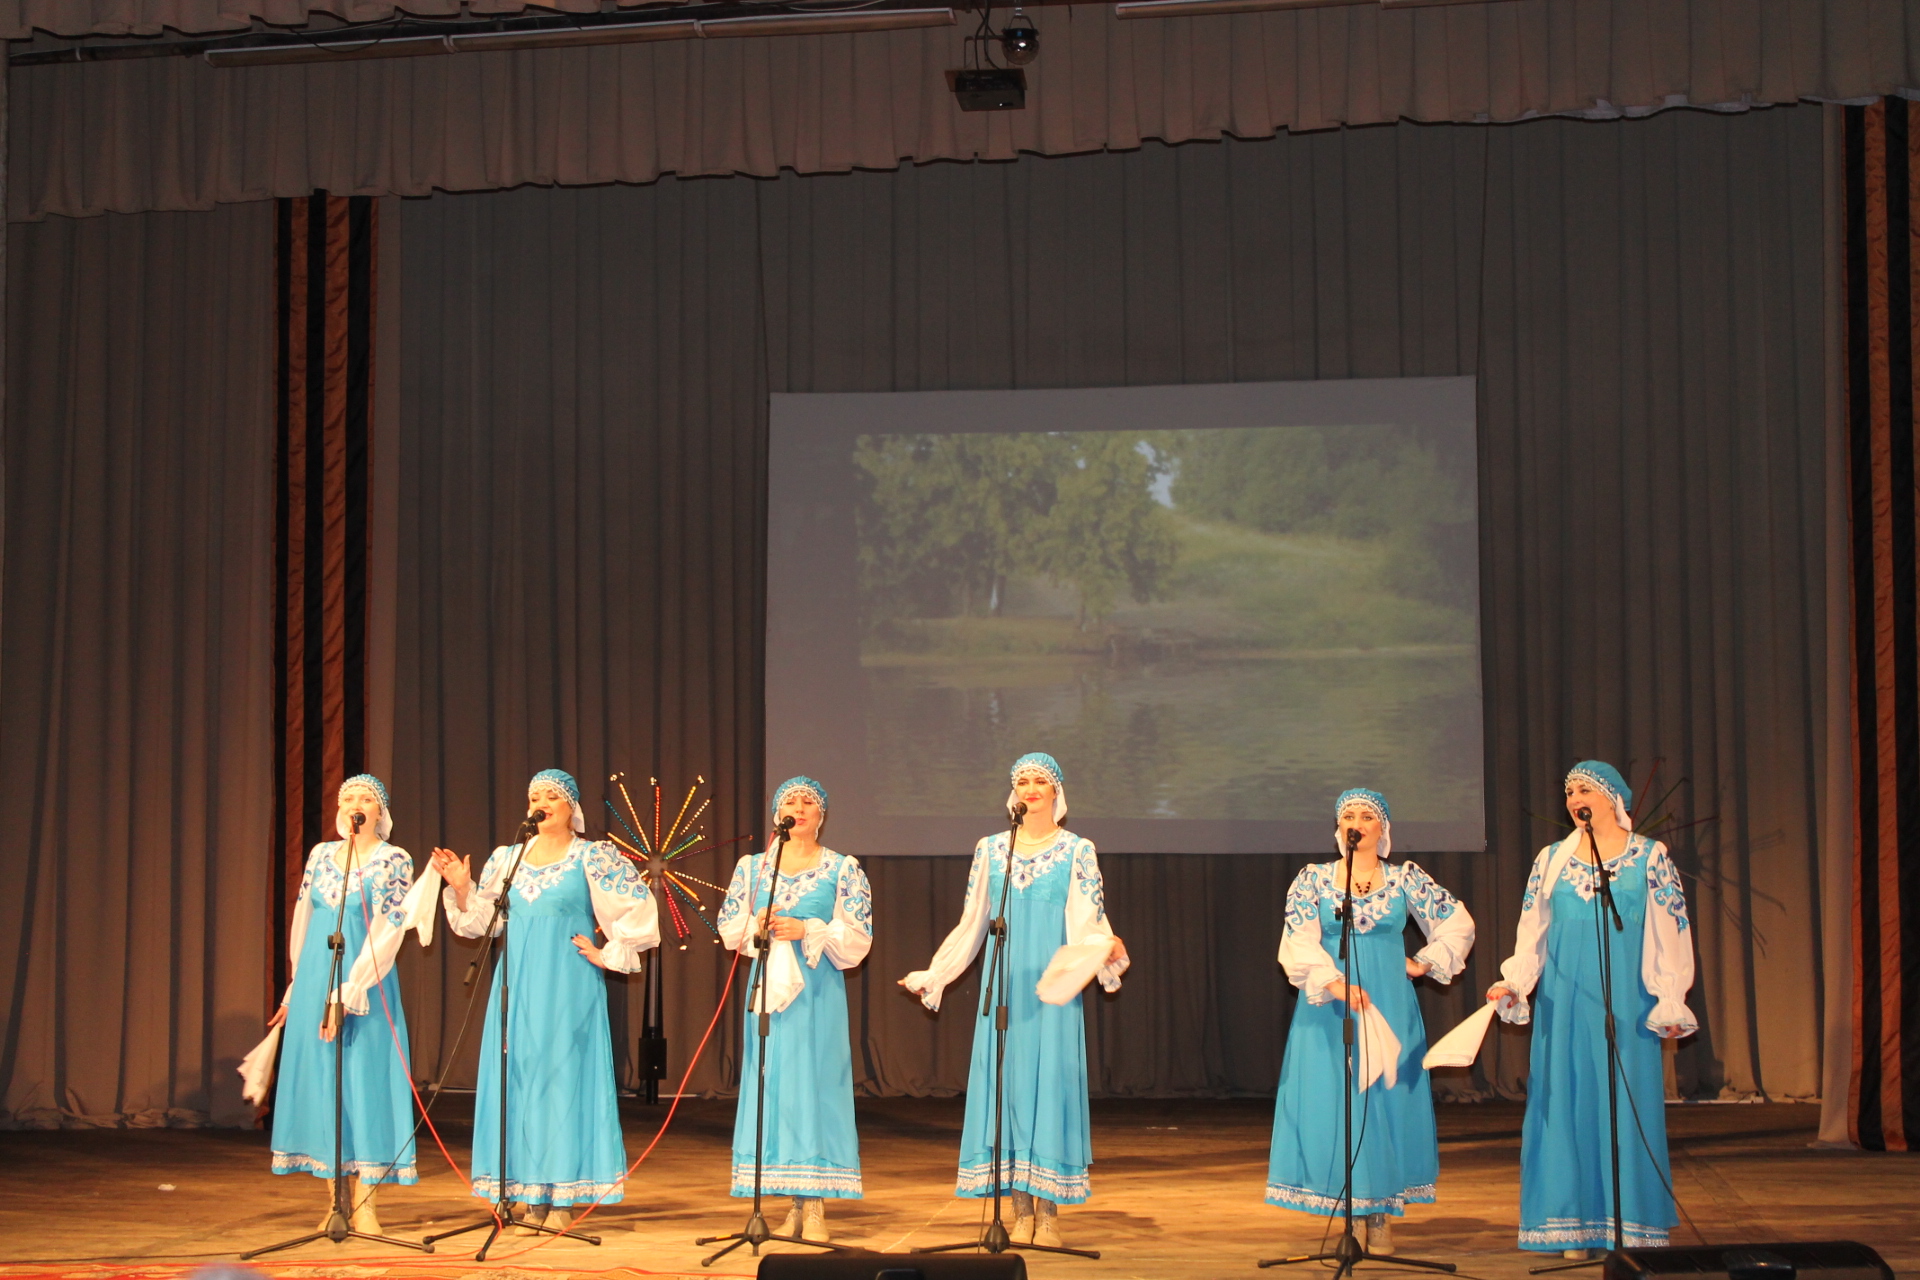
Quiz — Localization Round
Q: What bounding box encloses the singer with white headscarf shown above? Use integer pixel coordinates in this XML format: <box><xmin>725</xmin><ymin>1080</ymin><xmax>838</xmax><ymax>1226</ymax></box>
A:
<box><xmin>715</xmin><ymin>776</ymin><xmax>873</xmax><ymax>1243</ymax></box>
<box><xmin>1264</xmin><ymin>787</ymin><xmax>1475</xmax><ymax>1256</ymax></box>
<box><xmin>1486</xmin><ymin>760</ymin><xmax>1696</xmax><ymax>1260</ymax></box>
<box><xmin>267</xmin><ymin>774</ymin><xmax>424</xmax><ymax>1236</ymax></box>
<box><xmin>432</xmin><ymin>768</ymin><xmax>660</xmax><ymax>1234</ymax></box>
<box><xmin>900</xmin><ymin>752</ymin><xmax>1127</xmax><ymax>1250</ymax></box>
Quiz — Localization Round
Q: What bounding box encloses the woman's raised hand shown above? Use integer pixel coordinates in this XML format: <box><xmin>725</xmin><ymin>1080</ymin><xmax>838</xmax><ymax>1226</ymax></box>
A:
<box><xmin>767</xmin><ymin>913</ymin><xmax>807</xmax><ymax>942</ymax></box>
<box><xmin>1107</xmin><ymin>936</ymin><xmax>1129</xmax><ymax>966</ymax></box>
<box><xmin>1486</xmin><ymin>982</ymin><xmax>1515</xmax><ymax>1004</ymax></box>
<box><xmin>1406</xmin><ymin>958</ymin><xmax>1433</xmax><ymax>979</ymax></box>
<box><xmin>267</xmin><ymin>1005</ymin><xmax>288</xmax><ymax>1030</ymax></box>
<box><xmin>572</xmin><ymin>934</ymin><xmax>609</xmax><ymax>969</ymax></box>
<box><xmin>430</xmin><ymin>847</ymin><xmax>471</xmax><ymax>891</ymax></box>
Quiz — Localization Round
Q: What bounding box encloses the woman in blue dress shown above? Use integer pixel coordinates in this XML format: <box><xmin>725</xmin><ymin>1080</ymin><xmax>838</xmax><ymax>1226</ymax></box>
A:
<box><xmin>716</xmin><ymin>776</ymin><xmax>873</xmax><ymax>1243</ymax></box>
<box><xmin>901</xmin><ymin>753</ymin><xmax>1128</xmax><ymax>1250</ymax></box>
<box><xmin>1265</xmin><ymin>788</ymin><xmax>1475</xmax><ymax>1256</ymax></box>
<box><xmin>431</xmin><ymin>768</ymin><xmax>660</xmax><ymax>1234</ymax></box>
<box><xmin>270</xmin><ymin>775</ymin><xmax>421</xmax><ymax>1236</ymax></box>
<box><xmin>1487</xmin><ymin>761</ymin><xmax>1696</xmax><ymax>1259</ymax></box>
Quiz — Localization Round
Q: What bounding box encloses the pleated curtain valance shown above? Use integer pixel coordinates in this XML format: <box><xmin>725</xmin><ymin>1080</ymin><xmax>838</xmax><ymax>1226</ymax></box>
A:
<box><xmin>11</xmin><ymin>0</ymin><xmax>1920</xmax><ymax>220</ymax></box>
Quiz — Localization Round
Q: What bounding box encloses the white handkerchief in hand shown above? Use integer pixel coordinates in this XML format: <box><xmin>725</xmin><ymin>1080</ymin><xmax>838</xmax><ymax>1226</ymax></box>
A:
<box><xmin>1037</xmin><ymin>943</ymin><xmax>1112</xmax><ymax>1006</ymax></box>
<box><xmin>239</xmin><ymin>1025</ymin><xmax>283</xmax><ymax>1107</ymax></box>
<box><xmin>1355</xmin><ymin>1005</ymin><xmax>1402</xmax><ymax>1091</ymax></box>
<box><xmin>751</xmin><ymin>939</ymin><xmax>806</xmax><ymax>1014</ymax></box>
<box><xmin>1422</xmin><ymin>1002</ymin><xmax>1496</xmax><ymax>1070</ymax></box>
<box><xmin>400</xmin><ymin>864</ymin><xmax>445</xmax><ymax>947</ymax></box>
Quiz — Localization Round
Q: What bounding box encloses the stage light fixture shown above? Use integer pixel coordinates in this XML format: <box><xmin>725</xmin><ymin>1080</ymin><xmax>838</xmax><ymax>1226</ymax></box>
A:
<box><xmin>1000</xmin><ymin>7</ymin><xmax>1038</xmax><ymax>65</ymax></box>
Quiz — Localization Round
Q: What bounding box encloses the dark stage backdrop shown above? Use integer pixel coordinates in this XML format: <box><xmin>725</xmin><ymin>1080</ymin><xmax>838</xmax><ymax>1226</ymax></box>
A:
<box><xmin>387</xmin><ymin>103</ymin><xmax>1831</xmax><ymax>1106</ymax></box>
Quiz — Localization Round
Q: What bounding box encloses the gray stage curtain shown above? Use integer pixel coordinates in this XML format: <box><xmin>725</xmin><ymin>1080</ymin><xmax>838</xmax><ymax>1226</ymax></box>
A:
<box><xmin>12</xmin><ymin>1</ymin><xmax>1917</xmax><ymax>222</ymax></box>
<box><xmin>0</xmin><ymin>200</ymin><xmax>274</xmax><ymax>1127</ymax></box>
<box><xmin>395</xmin><ymin>102</ymin><xmax>1830</xmax><ymax>1101</ymax></box>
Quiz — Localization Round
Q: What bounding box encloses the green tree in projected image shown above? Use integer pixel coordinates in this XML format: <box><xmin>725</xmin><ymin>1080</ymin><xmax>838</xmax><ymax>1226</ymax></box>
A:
<box><xmin>852</xmin><ymin>425</ymin><xmax>1481</xmax><ymax>824</ymax></box>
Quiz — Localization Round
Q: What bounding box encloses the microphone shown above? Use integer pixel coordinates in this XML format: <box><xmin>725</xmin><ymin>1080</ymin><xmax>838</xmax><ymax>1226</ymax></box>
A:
<box><xmin>1576</xmin><ymin>806</ymin><xmax>1593</xmax><ymax>825</ymax></box>
<box><xmin>1009</xmin><ymin>801</ymin><xmax>1028</xmax><ymax>823</ymax></box>
<box><xmin>778</xmin><ymin>815</ymin><xmax>796</xmax><ymax>831</ymax></box>
<box><xmin>525</xmin><ymin>808</ymin><xmax>547</xmax><ymax>829</ymax></box>
<box><xmin>351</xmin><ymin>812</ymin><xmax>366</xmax><ymax>832</ymax></box>
<box><xmin>1344</xmin><ymin>826</ymin><xmax>1361</xmax><ymax>853</ymax></box>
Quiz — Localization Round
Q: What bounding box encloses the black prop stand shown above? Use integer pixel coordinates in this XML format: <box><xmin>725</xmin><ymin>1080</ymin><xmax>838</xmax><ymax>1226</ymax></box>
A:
<box><xmin>1260</xmin><ymin>827</ymin><xmax>1454</xmax><ymax>1279</ymax></box>
<box><xmin>697</xmin><ymin>816</ymin><xmax>847</xmax><ymax>1265</ymax></box>
<box><xmin>914</xmin><ymin>801</ymin><xmax>1099</xmax><ymax>1261</ymax></box>
<box><xmin>424</xmin><ymin>813</ymin><xmax>603</xmax><ymax>1260</ymax></box>
<box><xmin>1528</xmin><ymin>807</ymin><xmax>1627</xmax><ymax>1275</ymax></box>
<box><xmin>245</xmin><ymin>815</ymin><xmax>434</xmax><ymax>1260</ymax></box>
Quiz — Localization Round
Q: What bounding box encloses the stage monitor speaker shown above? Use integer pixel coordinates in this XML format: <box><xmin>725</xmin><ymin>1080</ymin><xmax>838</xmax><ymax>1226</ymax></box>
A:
<box><xmin>1603</xmin><ymin>1241</ymin><xmax>1892</xmax><ymax>1280</ymax></box>
<box><xmin>758</xmin><ymin>1253</ymin><xmax>1026</xmax><ymax>1280</ymax></box>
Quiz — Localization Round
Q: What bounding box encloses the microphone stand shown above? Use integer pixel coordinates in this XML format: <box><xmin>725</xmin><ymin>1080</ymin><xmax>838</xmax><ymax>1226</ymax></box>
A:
<box><xmin>246</xmin><ymin>818</ymin><xmax>433</xmax><ymax>1260</ymax></box>
<box><xmin>1529</xmin><ymin>812</ymin><xmax>1626</xmax><ymax>1275</ymax></box>
<box><xmin>916</xmin><ymin>802</ymin><xmax>1099</xmax><ymax>1261</ymax></box>
<box><xmin>697</xmin><ymin>819</ymin><xmax>844</xmax><ymax>1265</ymax></box>
<box><xmin>1262</xmin><ymin>829</ymin><xmax>1453</xmax><ymax>1279</ymax></box>
<box><xmin>425</xmin><ymin>817</ymin><xmax>603</xmax><ymax>1260</ymax></box>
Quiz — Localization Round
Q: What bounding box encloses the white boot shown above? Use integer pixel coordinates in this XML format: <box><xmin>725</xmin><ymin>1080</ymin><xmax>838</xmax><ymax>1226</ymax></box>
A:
<box><xmin>776</xmin><ymin>1200</ymin><xmax>803</xmax><ymax>1238</ymax></box>
<box><xmin>1563</xmin><ymin>1249</ymin><xmax>1592</xmax><ymax>1261</ymax></box>
<box><xmin>800</xmin><ymin>1197</ymin><xmax>831</xmax><ymax>1243</ymax></box>
<box><xmin>350</xmin><ymin>1179</ymin><xmax>383</xmax><ymax>1236</ymax></box>
<box><xmin>511</xmin><ymin>1202</ymin><xmax>549</xmax><ymax>1236</ymax></box>
<box><xmin>1365</xmin><ymin>1213</ymin><xmax>1394</xmax><ymax>1255</ymax></box>
<box><xmin>318</xmin><ymin>1179</ymin><xmax>339</xmax><ymax>1232</ymax></box>
<box><xmin>1008</xmin><ymin>1190</ymin><xmax>1035</xmax><ymax>1245</ymax></box>
<box><xmin>1032</xmin><ymin>1198</ymin><xmax>1064</xmax><ymax>1248</ymax></box>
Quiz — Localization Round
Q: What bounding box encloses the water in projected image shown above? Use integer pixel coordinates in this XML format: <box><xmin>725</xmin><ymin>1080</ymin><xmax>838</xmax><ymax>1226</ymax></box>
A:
<box><xmin>852</xmin><ymin>424</ymin><xmax>1480</xmax><ymax>826</ymax></box>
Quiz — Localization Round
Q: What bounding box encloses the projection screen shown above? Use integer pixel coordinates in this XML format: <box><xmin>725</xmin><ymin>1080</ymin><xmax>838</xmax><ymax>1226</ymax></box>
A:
<box><xmin>766</xmin><ymin>378</ymin><xmax>1483</xmax><ymax>856</ymax></box>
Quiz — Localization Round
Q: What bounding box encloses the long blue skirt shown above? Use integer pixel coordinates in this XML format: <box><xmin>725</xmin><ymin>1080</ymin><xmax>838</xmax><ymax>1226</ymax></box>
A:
<box><xmin>271</xmin><ymin>883</ymin><xmax>418</xmax><ymax>1184</ymax></box>
<box><xmin>470</xmin><ymin>867</ymin><xmax>628</xmax><ymax>1206</ymax></box>
<box><xmin>731</xmin><ymin>958</ymin><xmax>862</xmax><ymax>1197</ymax></box>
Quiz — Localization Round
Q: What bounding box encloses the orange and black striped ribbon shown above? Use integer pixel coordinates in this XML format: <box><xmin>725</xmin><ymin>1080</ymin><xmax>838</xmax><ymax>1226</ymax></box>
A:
<box><xmin>270</xmin><ymin>193</ymin><xmax>378</xmax><ymax>999</ymax></box>
<box><xmin>1845</xmin><ymin>100</ymin><xmax>1920</xmax><ymax>1153</ymax></box>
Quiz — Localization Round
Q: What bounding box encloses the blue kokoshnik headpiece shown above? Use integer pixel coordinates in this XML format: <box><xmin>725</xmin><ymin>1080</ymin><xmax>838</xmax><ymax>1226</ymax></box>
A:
<box><xmin>771</xmin><ymin>775</ymin><xmax>829</xmax><ymax>818</ymax></box>
<box><xmin>1333</xmin><ymin>787</ymin><xmax>1391</xmax><ymax>860</ymax></box>
<box><xmin>337</xmin><ymin>773</ymin><xmax>393</xmax><ymax>840</ymax></box>
<box><xmin>529</xmin><ymin>768</ymin><xmax>586</xmax><ymax>834</ymax></box>
<box><xmin>1564</xmin><ymin>760</ymin><xmax>1633</xmax><ymax>831</ymax></box>
<box><xmin>1008</xmin><ymin>752</ymin><xmax>1068</xmax><ymax>824</ymax></box>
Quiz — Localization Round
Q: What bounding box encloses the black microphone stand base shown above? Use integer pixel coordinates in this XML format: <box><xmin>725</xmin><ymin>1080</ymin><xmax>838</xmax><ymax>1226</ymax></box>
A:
<box><xmin>423</xmin><ymin>1206</ymin><xmax>603</xmax><ymax>1261</ymax></box>
<box><xmin>914</xmin><ymin>1205</ymin><xmax>1101</xmax><ymax>1260</ymax></box>
<box><xmin>695</xmin><ymin>1208</ymin><xmax>848</xmax><ymax>1266</ymax></box>
<box><xmin>1260</xmin><ymin>1227</ymin><xmax>1454</xmax><ymax>1278</ymax></box>
<box><xmin>243</xmin><ymin>1198</ymin><xmax>435</xmax><ymax>1260</ymax></box>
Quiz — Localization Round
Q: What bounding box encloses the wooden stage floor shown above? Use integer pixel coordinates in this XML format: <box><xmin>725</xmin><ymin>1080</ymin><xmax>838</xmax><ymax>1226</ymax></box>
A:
<box><xmin>0</xmin><ymin>1099</ymin><xmax>1909</xmax><ymax>1280</ymax></box>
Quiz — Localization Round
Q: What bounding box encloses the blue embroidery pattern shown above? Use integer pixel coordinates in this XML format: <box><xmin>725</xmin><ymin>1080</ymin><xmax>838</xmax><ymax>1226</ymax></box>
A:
<box><xmin>1398</xmin><ymin>861</ymin><xmax>1460</xmax><ymax>927</ymax></box>
<box><xmin>586</xmin><ymin>841</ymin><xmax>649</xmax><ymax>900</ymax></box>
<box><xmin>1558</xmin><ymin>837</ymin><xmax>1648</xmax><ymax>903</ymax></box>
<box><xmin>1521</xmin><ymin>851</ymin><xmax>1549</xmax><ymax>913</ymax></box>
<box><xmin>308</xmin><ymin>843</ymin><xmax>410</xmax><ymax>925</ymax></box>
<box><xmin>839</xmin><ymin>859</ymin><xmax>874</xmax><ymax>934</ymax></box>
<box><xmin>1646</xmin><ymin>846</ymin><xmax>1691</xmax><ymax>932</ymax></box>
<box><xmin>1070</xmin><ymin>840</ymin><xmax>1106</xmax><ymax>918</ymax></box>
<box><xmin>502</xmin><ymin>840</ymin><xmax>581</xmax><ymax>904</ymax></box>
<box><xmin>983</xmin><ymin>832</ymin><xmax>1074</xmax><ymax>892</ymax></box>
<box><xmin>717</xmin><ymin>861</ymin><xmax>749</xmax><ymax>930</ymax></box>
<box><xmin>1283</xmin><ymin>867</ymin><xmax>1322</xmax><ymax>935</ymax></box>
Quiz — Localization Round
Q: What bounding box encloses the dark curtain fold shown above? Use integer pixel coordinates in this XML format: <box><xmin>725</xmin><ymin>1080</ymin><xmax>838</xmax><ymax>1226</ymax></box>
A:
<box><xmin>270</xmin><ymin>192</ymin><xmax>379</xmax><ymax>1000</ymax></box>
<box><xmin>394</xmin><ymin>103</ymin><xmax>1830</xmax><ymax>1102</ymax></box>
<box><xmin>1841</xmin><ymin>97</ymin><xmax>1920</xmax><ymax>1154</ymax></box>
<box><xmin>0</xmin><ymin>202</ymin><xmax>275</xmax><ymax>1127</ymax></box>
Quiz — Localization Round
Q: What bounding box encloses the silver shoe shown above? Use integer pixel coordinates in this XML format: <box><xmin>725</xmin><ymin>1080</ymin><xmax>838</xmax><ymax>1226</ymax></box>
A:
<box><xmin>800</xmin><ymin>1197</ymin><xmax>831</xmax><ymax>1243</ymax></box>
<box><xmin>1365</xmin><ymin>1212</ymin><xmax>1394</xmax><ymax>1255</ymax></box>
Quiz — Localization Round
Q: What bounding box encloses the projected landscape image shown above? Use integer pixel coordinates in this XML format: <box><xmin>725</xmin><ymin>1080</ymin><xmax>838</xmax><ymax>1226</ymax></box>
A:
<box><xmin>852</xmin><ymin>425</ymin><xmax>1481</xmax><ymax>825</ymax></box>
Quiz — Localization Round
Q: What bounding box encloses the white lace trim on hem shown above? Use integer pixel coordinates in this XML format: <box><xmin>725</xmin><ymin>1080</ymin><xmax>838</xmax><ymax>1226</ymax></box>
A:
<box><xmin>471</xmin><ymin>1175</ymin><xmax>625</xmax><ymax>1205</ymax></box>
<box><xmin>271</xmin><ymin>1151</ymin><xmax>418</xmax><ymax>1184</ymax></box>
<box><xmin>1518</xmin><ymin>1219</ymin><xmax>1670</xmax><ymax>1249</ymax></box>
<box><xmin>730</xmin><ymin>1162</ymin><xmax>864</xmax><ymax>1197</ymax></box>
<box><xmin>957</xmin><ymin>1159</ymin><xmax>1090</xmax><ymax>1204</ymax></box>
<box><xmin>1263</xmin><ymin>1182</ymin><xmax>1436</xmax><ymax>1216</ymax></box>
